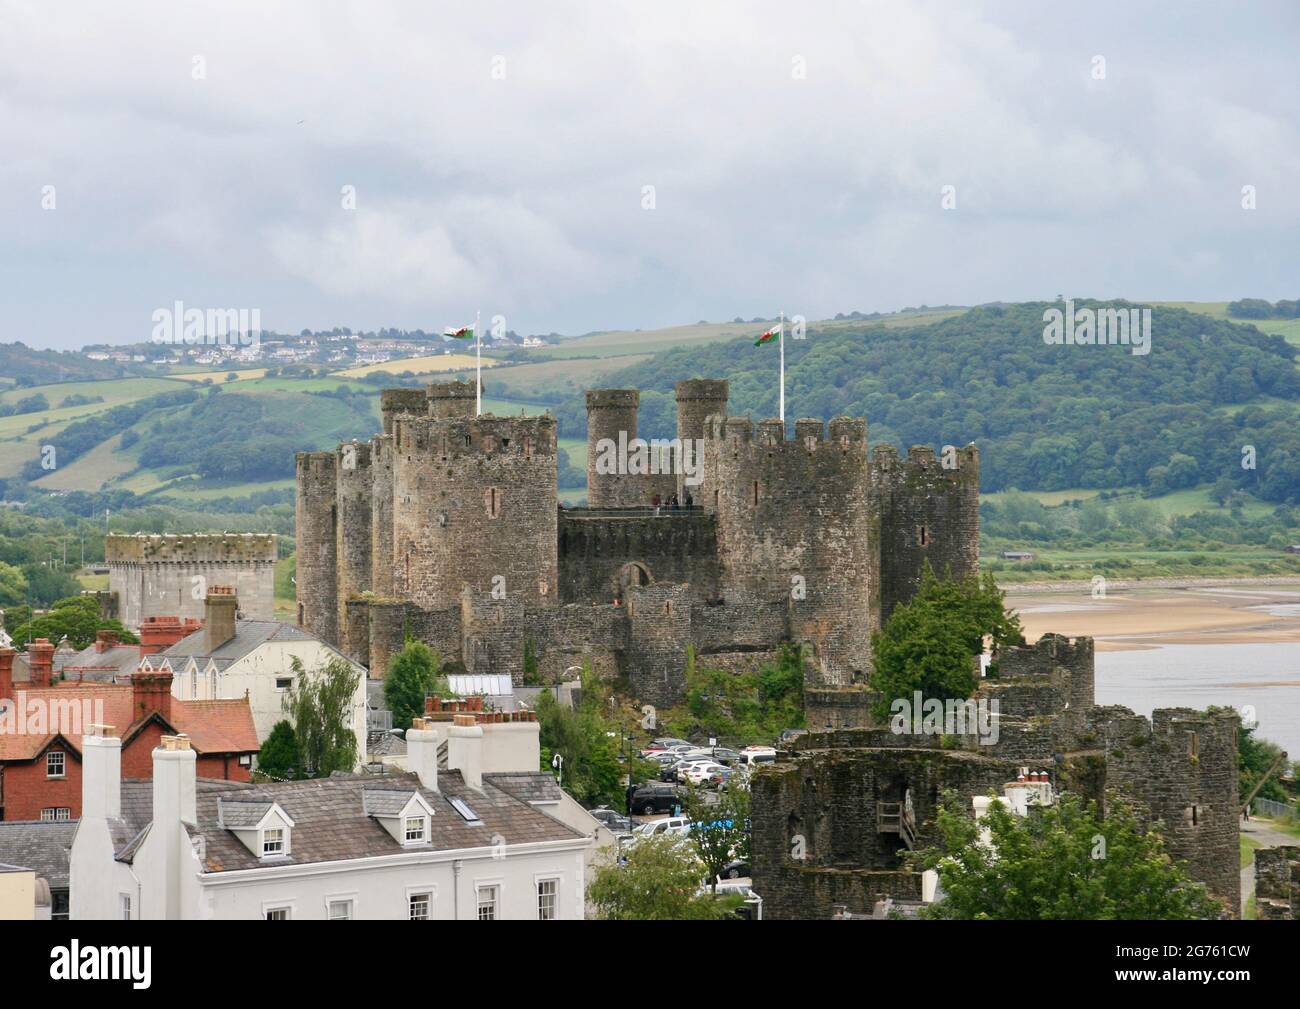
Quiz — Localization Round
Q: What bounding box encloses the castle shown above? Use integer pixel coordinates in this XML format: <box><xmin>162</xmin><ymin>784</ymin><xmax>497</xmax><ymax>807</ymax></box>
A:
<box><xmin>293</xmin><ymin>379</ymin><xmax>980</xmax><ymax>704</ymax></box>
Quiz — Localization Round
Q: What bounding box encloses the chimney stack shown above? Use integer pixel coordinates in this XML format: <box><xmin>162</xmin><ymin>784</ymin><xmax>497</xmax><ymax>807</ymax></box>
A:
<box><xmin>140</xmin><ymin>616</ymin><xmax>203</xmax><ymax>656</ymax></box>
<box><xmin>81</xmin><ymin>724</ymin><xmax>122</xmax><ymax>821</ymax></box>
<box><xmin>203</xmin><ymin>587</ymin><xmax>238</xmax><ymax>654</ymax></box>
<box><xmin>447</xmin><ymin>713</ymin><xmax>484</xmax><ymax>789</ymax></box>
<box><xmin>153</xmin><ymin>734</ymin><xmax>197</xmax><ymax>824</ymax></box>
<box><xmin>0</xmin><ymin>646</ymin><xmax>14</xmax><ymax>700</ymax></box>
<box><xmin>94</xmin><ymin>629</ymin><xmax>119</xmax><ymax>654</ymax></box>
<box><xmin>405</xmin><ymin>717</ymin><xmax>439</xmax><ymax>792</ymax></box>
<box><xmin>132</xmin><ymin>668</ymin><xmax>174</xmax><ymax>722</ymax></box>
<box><xmin>28</xmin><ymin>638</ymin><xmax>55</xmax><ymax>687</ymax></box>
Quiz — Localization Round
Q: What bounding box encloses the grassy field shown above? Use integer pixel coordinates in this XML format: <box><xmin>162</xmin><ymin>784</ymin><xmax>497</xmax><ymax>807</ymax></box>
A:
<box><xmin>172</xmin><ymin>368</ymin><xmax>270</xmax><ymax>383</ymax></box>
<box><xmin>336</xmin><ymin>353</ymin><xmax>493</xmax><ymax>378</ymax></box>
<box><xmin>1155</xmin><ymin>301</ymin><xmax>1300</xmax><ymax>347</ymax></box>
<box><xmin>983</xmin><ymin>484</ymin><xmax>1275</xmax><ymax>521</ymax></box>
<box><xmin>486</xmin><ymin>355</ymin><xmax>655</xmax><ymax>399</ymax></box>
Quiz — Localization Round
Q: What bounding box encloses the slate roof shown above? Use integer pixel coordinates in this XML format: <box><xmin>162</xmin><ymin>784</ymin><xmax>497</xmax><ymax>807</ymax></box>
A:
<box><xmin>181</xmin><ymin>770</ymin><xmax>585</xmax><ymax>873</ymax></box>
<box><xmin>361</xmin><ymin>788</ymin><xmax>420</xmax><ymax>817</ymax></box>
<box><xmin>484</xmin><ymin>772</ymin><xmax>564</xmax><ymax>805</ymax></box>
<box><xmin>217</xmin><ymin>799</ymin><xmax>274</xmax><ymax>828</ymax></box>
<box><xmin>0</xmin><ymin>820</ymin><xmax>76</xmax><ymax>889</ymax></box>
<box><xmin>163</xmin><ymin>620</ymin><xmax>319</xmax><ymax>666</ymax></box>
<box><xmin>59</xmin><ymin>643</ymin><xmax>146</xmax><ymax>681</ymax></box>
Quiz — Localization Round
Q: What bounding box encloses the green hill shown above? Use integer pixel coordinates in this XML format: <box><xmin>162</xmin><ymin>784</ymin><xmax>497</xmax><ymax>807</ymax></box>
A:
<box><xmin>552</xmin><ymin>301</ymin><xmax>1300</xmax><ymax>504</ymax></box>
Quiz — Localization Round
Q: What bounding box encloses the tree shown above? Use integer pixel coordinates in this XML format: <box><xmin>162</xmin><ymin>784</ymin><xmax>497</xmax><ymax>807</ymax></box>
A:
<box><xmin>384</xmin><ymin>640</ymin><xmax>446</xmax><ymax>730</ymax></box>
<box><xmin>587</xmin><ymin>835</ymin><xmax>735</xmax><ymax>920</ymax></box>
<box><xmin>684</xmin><ymin>784</ymin><xmax>751</xmax><ymax>889</ymax></box>
<box><xmin>0</xmin><ymin>561</ymin><xmax>27</xmax><ymax>608</ymax></box>
<box><xmin>257</xmin><ymin>720</ymin><xmax>300</xmax><ymax>781</ymax></box>
<box><xmin>8</xmin><ymin>595</ymin><xmax>138</xmax><ymax>651</ymax></box>
<box><xmin>869</xmin><ymin>563</ymin><xmax>1023</xmax><ymax>720</ymax></box>
<box><xmin>910</xmin><ymin>790</ymin><xmax>1223</xmax><ymax>920</ymax></box>
<box><xmin>282</xmin><ymin>655</ymin><xmax>361</xmax><ymax>777</ymax></box>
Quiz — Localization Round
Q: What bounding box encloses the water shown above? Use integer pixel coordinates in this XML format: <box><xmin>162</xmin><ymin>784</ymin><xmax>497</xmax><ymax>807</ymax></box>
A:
<box><xmin>1096</xmin><ymin>642</ymin><xmax>1300</xmax><ymax>755</ymax></box>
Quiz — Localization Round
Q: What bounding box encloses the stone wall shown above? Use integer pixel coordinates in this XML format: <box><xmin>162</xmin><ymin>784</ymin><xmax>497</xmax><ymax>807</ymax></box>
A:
<box><xmin>625</xmin><ymin>582</ymin><xmax>691</xmax><ymax>706</ymax></box>
<box><xmin>557</xmin><ymin>508</ymin><xmax>720</xmax><ymax>603</ymax></box>
<box><xmin>106</xmin><ymin>533</ymin><xmax>277</xmax><ymax>632</ymax></box>
<box><xmin>392</xmin><ymin>413</ymin><xmax>558</xmax><ymax>610</ymax></box>
<box><xmin>704</xmin><ymin>414</ymin><xmax>873</xmax><ymax>684</ymax></box>
<box><xmin>871</xmin><ymin>443</ymin><xmax>980</xmax><ymax>623</ymax></box>
<box><xmin>1255</xmin><ymin>846</ymin><xmax>1300</xmax><ymax>920</ymax></box>
<box><xmin>295</xmin><ymin>452</ymin><xmax>339</xmax><ymax>646</ymax></box>
<box><xmin>336</xmin><ymin>440</ymin><xmax>373</xmax><ymax>648</ymax></box>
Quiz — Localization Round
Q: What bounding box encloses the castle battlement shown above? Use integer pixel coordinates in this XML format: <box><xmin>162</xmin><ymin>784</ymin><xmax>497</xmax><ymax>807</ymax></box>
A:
<box><xmin>394</xmin><ymin>413</ymin><xmax>558</xmax><ymax>459</ymax></box>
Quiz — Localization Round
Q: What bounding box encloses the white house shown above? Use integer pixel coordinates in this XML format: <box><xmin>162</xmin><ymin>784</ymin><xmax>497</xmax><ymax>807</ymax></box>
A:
<box><xmin>149</xmin><ymin>591</ymin><xmax>368</xmax><ymax>767</ymax></box>
<box><xmin>69</xmin><ymin>718</ymin><xmax>593</xmax><ymax>920</ymax></box>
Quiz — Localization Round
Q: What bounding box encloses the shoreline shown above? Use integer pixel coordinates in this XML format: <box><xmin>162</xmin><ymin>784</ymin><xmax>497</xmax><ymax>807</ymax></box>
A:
<box><xmin>995</xmin><ymin>574</ymin><xmax>1300</xmax><ymax>594</ymax></box>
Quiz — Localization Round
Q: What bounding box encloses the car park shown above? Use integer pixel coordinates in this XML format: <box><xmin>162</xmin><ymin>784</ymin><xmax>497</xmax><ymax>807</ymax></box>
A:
<box><xmin>684</xmin><ymin>762</ymin><xmax>729</xmax><ymax>786</ymax></box>
<box><xmin>632</xmin><ymin>816</ymin><xmax>691</xmax><ymax>839</ymax></box>
<box><xmin>588</xmin><ymin>807</ymin><xmax>632</xmax><ymax>833</ymax></box>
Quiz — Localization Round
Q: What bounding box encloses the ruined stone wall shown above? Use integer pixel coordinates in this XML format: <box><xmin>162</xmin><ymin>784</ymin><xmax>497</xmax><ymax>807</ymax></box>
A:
<box><xmin>336</xmin><ymin>440</ymin><xmax>373</xmax><ymax>656</ymax></box>
<box><xmin>427</xmin><ymin>379</ymin><xmax>477</xmax><ymax>419</ymax></box>
<box><xmin>392</xmin><ymin>413</ymin><xmax>558</xmax><ymax>610</ymax></box>
<box><xmin>295</xmin><ymin>453</ymin><xmax>339</xmax><ymax>646</ymax></box>
<box><xmin>870</xmin><ymin>443</ymin><xmax>980</xmax><ymax>624</ymax></box>
<box><xmin>751</xmin><ymin>741</ymin><xmax>1020</xmax><ymax>920</ymax></box>
<box><xmin>1090</xmin><ymin>705</ymin><xmax>1241</xmax><ymax>916</ymax></box>
<box><xmin>1255</xmin><ymin>846</ymin><xmax>1300</xmax><ymax>920</ymax></box>
<box><xmin>557</xmin><ymin>509</ymin><xmax>720</xmax><ymax>603</ymax></box>
<box><xmin>704</xmin><ymin>415</ymin><xmax>872</xmax><ymax>684</ymax></box>
<box><xmin>625</xmin><ymin>582</ymin><xmax>691</xmax><ymax>707</ymax></box>
<box><xmin>460</xmin><ymin>591</ymin><xmax>528</xmax><ymax>680</ymax></box>
<box><xmin>366</xmin><ymin>599</ymin><xmax>408</xmax><ymax>678</ymax></box>
<box><xmin>804</xmin><ymin>686</ymin><xmax>883</xmax><ymax>731</ymax></box>
<box><xmin>106</xmin><ymin>533</ymin><xmax>277</xmax><ymax>631</ymax></box>
<box><xmin>530</xmin><ymin>604</ymin><xmax>628</xmax><ymax>683</ymax></box>
<box><xmin>343</xmin><ymin>597</ymin><xmax>371</xmax><ymax>668</ymax></box>
<box><xmin>690</xmin><ymin>589</ymin><xmax>787</xmax><ymax>653</ymax></box>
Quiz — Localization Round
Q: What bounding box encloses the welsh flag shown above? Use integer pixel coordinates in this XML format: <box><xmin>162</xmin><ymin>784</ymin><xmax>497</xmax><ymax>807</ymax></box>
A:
<box><xmin>444</xmin><ymin>324</ymin><xmax>475</xmax><ymax>340</ymax></box>
<box><xmin>753</xmin><ymin>323</ymin><xmax>781</xmax><ymax>347</ymax></box>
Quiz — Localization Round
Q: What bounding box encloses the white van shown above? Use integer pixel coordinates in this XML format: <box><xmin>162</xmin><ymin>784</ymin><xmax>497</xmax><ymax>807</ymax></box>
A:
<box><xmin>739</xmin><ymin>747</ymin><xmax>777</xmax><ymax>770</ymax></box>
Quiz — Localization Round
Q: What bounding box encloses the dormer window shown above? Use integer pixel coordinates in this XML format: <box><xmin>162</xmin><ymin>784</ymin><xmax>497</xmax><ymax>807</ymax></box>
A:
<box><xmin>262</xmin><ymin>827</ymin><xmax>286</xmax><ymax>857</ymax></box>
<box><xmin>404</xmin><ymin>815</ymin><xmax>428</xmax><ymax>844</ymax></box>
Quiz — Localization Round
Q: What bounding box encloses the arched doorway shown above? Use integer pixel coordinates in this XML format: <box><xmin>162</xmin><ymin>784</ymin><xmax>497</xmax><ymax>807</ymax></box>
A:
<box><xmin>612</xmin><ymin>561</ymin><xmax>653</xmax><ymax>604</ymax></box>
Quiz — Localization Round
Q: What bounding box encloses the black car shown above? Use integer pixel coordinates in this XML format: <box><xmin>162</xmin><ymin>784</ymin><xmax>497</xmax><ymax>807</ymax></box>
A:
<box><xmin>588</xmin><ymin>807</ymin><xmax>632</xmax><ymax>833</ymax></box>
<box><xmin>719</xmin><ymin>858</ymin><xmax>751</xmax><ymax>880</ymax></box>
<box><xmin>628</xmin><ymin>782</ymin><xmax>684</xmax><ymax>816</ymax></box>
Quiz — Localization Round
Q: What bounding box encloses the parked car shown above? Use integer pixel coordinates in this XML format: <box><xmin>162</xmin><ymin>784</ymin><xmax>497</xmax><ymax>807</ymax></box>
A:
<box><xmin>778</xmin><ymin>728</ymin><xmax>808</xmax><ymax>746</ymax></box>
<box><xmin>707</xmin><ymin>767</ymin><xmax>735</xmax><ymax>788</ymax></box>
<box><xmin>632</xmin><ymin>816</ymin><xmax>691</xmax><ymax>839</ymax></box>
<box><xmin>588</xmin><ymin>807</ymin><xmax>632</xmax><ymax>833</ymax></box>
<box><xmin>652</xmin><ymin>737</ymin><xmax>694</xmax><ymax>750</ymax></box>
<box><xmin>628</xmin><ymin>782</ymin><xmax>684</xmax><ymax>816</ymax></box>
<box><xmin>675</xmin><ymin>759</ymin><xmax>720</xmax><ymax>783</ymax></box>
<box><xmin>709</xmin><ymin>747</ymin><xmax>743</xmax><ymax>766</ymax></box>
<box><xmin>684</xmin><ymin>762</ymin><xmax>729</xmax><ymax>786</ymax></box>
<box><xmin>719</xmin><ymin>858</ymin><xmax>750</xmax><ymax>879</ymax></box>
<box><xmin>739</xmin><ymin>747</ymin><xmax>777</xmax><ymax>770</ymax></box>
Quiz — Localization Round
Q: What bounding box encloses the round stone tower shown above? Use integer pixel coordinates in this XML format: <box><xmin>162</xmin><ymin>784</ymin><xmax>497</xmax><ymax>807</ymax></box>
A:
<box><xmin>427</xmin><ymin>379</ymin><xmax>478</xmax><ymax>418</ymax></box>
<box><xmin>370</xmin><ymin>433</ymin><xmax>396</xmax><ymax>598</ymax></box>
<box><xmin>705</xmin><ymin>413</ymin><xmax>872</xmax><ymax>684</ymax></box>
<box><xmin>335</xmin><ymin>440</ymin><xmax>373</xmax><ymax>654</ymax></box>
<box><xmin>585</xmin><ymin>389</ymin><xmax>641</xmax><ymax>508</ymax></box>
<box><xmin>392</xmin><ymin>412</ymin><xmax>559</xmax><ymax>610</ymax></box>
<box><xmin>295</xmin><ymin>451</ymin><xmax>339</xmax><ymax>647</ymax></box>
<box><xmin>380</xmin><ymin>388</ymin><xmax>428</xmax><ymax>435</ymax></box>
<box><xmin>674</xmin><ymin>379</ymin><xmax>729</xmax><ymax>501</ymax></box>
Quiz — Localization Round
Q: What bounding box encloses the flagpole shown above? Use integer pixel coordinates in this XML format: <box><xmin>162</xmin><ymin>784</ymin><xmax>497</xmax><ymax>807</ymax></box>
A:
<box><xmin>778</xmin><ymin>310</ymin><xmax>785</xmax><ymax>422</ymax></box>
<box><xmin>475</xmin><ymin>309</ymin><xmax>482</xmax><ymax>416</ymax></box>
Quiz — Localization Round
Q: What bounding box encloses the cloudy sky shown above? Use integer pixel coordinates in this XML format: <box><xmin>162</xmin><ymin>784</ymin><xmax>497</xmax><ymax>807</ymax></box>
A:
<box><xmin>2</xmin><ymin>0</ymin><xmax>1297</xmax><ymax>350</ymax></box>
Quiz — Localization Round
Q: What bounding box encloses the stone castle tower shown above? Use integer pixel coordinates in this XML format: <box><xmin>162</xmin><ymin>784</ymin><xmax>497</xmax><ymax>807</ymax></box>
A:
<box><xmin>295</xmin><ymin>377</ymin><xmax>981</xmax><ymax>703</ymax></box>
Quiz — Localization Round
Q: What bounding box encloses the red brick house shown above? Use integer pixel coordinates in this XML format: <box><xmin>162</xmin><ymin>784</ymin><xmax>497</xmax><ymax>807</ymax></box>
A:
<box><xmin>0</xmin><ymin>643</ymin><xmax>259</xmax><ymax>822</ymax></box>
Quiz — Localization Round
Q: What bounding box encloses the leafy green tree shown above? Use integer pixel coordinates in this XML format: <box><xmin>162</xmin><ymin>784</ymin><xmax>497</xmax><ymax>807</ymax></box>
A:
<box><xmin>535</xmin><ymin>667</ymin><xmax>654</xmax><ymax>810</ymax></box>
<box><xmin>257</xmin><ymin>720</ymin><xmax>300</xmax><ymax>781</ymax></box>
<box><xmin>911</xmin><ymin>790</ymin><xmax>1223</xmax><ymax>920</ymax></box>
<box><xmin>678</xmin><ymin>643</ymin><xmax>804</xmax><ymax>745</ymax></box>
<box><xmin>587</xmin><ymin>835</ymin><xmax>734</xmax><ymax>920</ymax></box>
<box><xmin>384</xmin><ymin>640</ymin><xmax>446</xmax><ymax>730</ymax></box>
<box><xmin>282</xmin><ymin>655</ymin><xmax>361</xmax><ymax>777</ymax></box>
<box><xmin>0</xmin><ymin>561</ymin><xmax>28</xmax><ymax>608</ymax></box>
<box><xmin>21</xmin><ymin>565</ymin><xmax>83</xmax><ymax>607</ymax></box>
<box><xmin>8</xmin><ymin>595</ymin><xmax>138</xmax><ymax>651</ymax></box>
<box><xmin>869</xmin><ymin>563</ymin><xmax>1022</xmax><ymax>720</ymax></box>
<box><xmin>1236</xmin><ymin>719</ymin><xmax>1288</xmax><ymax>804</ymax></box>
<box><xmin>685</xmin><ymin>784</ymin><xmax>751</xmax><ymax>889</ymax></box>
